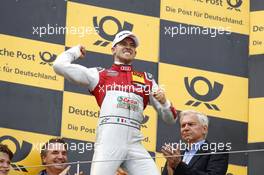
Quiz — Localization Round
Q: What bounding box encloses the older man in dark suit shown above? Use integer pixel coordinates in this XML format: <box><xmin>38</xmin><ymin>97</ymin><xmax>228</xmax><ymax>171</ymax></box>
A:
<box><xmin>161</xmin><ymin>110</ymin><xmax>229</xmax><ymax>175</ymax></box>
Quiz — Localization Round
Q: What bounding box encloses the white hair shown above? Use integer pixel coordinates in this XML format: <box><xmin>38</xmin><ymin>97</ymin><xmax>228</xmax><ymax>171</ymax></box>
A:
<box><xmin>179</xmin><ymin>109</ymin><xmax>209</xmax><ymax>137</ymax></box>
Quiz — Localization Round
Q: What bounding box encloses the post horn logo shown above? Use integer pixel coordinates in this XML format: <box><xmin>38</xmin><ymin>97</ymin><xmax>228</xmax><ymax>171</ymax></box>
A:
<box><xmin>93</xmin><ymin>16</ymin><xmax>133</xmax><ymax>47</ymax></box>
<box><xmin>0</xmin><ymin>135</ymin><xmax>33</xmax><ymax>172</ymax></box>
<box><xmin>141</xmin><ymin>115</ymin><xmax>149</xmax><ymax>129</ymax></box>
<box><xmin>184</xmin><ymin>76</ymin><xmax>223</xmax><ymax>111</ymax></box>
<box><xmin>39</xmin><ymin>51</ymin><xmax>57</xmax><ymax>66</ymax></box>
<box><xmin>227</xmin><ymin>0</ymin><xmax>243</xmax><ymax>11</ymax></box>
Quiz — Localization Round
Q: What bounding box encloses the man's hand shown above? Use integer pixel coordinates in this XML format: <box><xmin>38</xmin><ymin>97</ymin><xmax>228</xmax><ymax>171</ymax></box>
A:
<box><xmin>74</xmin><ymin>171</ymin><xmax>85</xmax><ymax>175</ymax></box>
<box><xmin>116</xmin><ymin>168</ymin><xmax>128</xmax><ymax>175</ymax></box>
<box><xmin>166</xmin><ymin>165</ymin><xmax>174</xmax><ymax>175</ymax></box>
<box><xmin>58</xmin><ymin>166</ymin><xmax>85</xmax><ymax>175</ymax></box>
<box><xmin>59</xmin><ymin>166</ymin><xmax>70</xmax><ymax>175</ymax></box>
<box><xmin>161</xmin><ymin>144</ymin><xmax>181</xmax><ymax>169</ymax></box>
<box><xmin>152</xmin><ymin>88</ymin><xmax>167</xmax><ymax>104</ymax></box>
<box><xmin>79</xmin><ymin>45</ymin><xmax>86</xmax><ymax>58</ymax></box>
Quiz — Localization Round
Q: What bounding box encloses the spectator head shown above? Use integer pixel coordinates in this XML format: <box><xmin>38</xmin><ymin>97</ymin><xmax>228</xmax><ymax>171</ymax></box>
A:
<box><xmin>0</xmin><ymin>144</ymin><xmax>13</xmax><ymax>175</ymax></box>
<box><xmin>40</xmin><ymin>138</ymin><xmax>68</xmax><ymax>174</ymax></box>
<box><xmin>179</xmin><ymin>110</ymin><xmax>209</xmax><ymax>143</ymax></box>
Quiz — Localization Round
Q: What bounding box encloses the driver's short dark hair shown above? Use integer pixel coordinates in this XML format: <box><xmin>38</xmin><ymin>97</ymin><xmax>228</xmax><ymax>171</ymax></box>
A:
<box><xmin>40</xmin><ymin>137</ymin><xmax>67</xmax><ymax>158</ymax></box>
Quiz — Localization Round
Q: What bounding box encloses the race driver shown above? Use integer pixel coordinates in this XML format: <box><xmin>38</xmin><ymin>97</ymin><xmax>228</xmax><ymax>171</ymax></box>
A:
<box><xmin>53</xmin><ymin>30</ymin><xmax>178</xmax><ymax>175</ymax></box>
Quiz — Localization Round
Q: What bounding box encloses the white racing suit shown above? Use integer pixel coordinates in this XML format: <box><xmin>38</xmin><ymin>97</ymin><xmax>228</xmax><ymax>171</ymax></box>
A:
<box><xmin>53</xmin><ymin>46</ymin><xmax>177</xmax><ymax>175</ymax></box>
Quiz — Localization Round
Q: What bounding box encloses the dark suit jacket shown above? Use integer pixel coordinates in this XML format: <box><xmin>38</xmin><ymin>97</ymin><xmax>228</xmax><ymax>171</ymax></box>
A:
<box><xmin>162</xmin><ymin>142</ymin><xmax>229</xmax><ymax>175</ymax></box>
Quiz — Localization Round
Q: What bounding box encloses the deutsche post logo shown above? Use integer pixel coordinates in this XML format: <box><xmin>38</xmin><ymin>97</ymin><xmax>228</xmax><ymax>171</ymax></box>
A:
<box><xmin>184</xmin><ymin>76</ymin><xmax>223</xmax><ymax>111</ymax></box>
<box><xmin>39</xmin><ymin>51</ymin><xmax>57</xmax><ymax>66</ymax></box>
<box><xmin>93</xmin><ymin>16</ymin><xmax>133</xmax><ymax>47</ymax></box>
<box><xmin>0</xmin><ymin>135</ymin><xmax>32</xmax><ymax>172</ymax></box>
<box><xmin>227</xmin><ymin>0</ymin><xmax>243</xmax><ymax>11</ymax></box>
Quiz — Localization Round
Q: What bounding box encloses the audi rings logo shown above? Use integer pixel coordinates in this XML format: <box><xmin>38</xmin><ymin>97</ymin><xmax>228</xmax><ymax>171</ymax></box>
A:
<box><xmin>93</xmin><ymin>16</ymin><xmax>133</xmax><ymax>47</ymax></box>
<box><xmin>39</xmin><ymin>51</ymin><xmax>57</xmax><ymax>66</ymax></box>
<box><xmin>0</xmin><ymin>135</ymin><xmax>32</xmax><ymax>172</ymax></box>
<box><xmin>227</xmin><ymin>0</ymin><xmax>243</xmax><ymax>11</ymax></box>
<box><xmin>184</xmin><ymin>76</ymin><xmax>223</xmax><ymax>111</ymax></box>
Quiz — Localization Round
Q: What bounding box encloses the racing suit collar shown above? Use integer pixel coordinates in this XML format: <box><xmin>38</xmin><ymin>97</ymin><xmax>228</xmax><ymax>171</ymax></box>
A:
<box><xmin>112</xmin><ymin>64</ymin><xmax>133</xmax><ymax>72</ymax></box>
